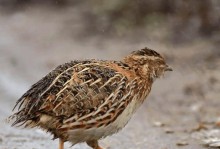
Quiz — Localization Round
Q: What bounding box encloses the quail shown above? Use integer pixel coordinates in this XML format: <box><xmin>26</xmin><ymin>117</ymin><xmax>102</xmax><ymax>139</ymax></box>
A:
<box><xmin>9</xmin><ymin>47</ymin><xmax>172</xmax><ymax>149</ymax></box>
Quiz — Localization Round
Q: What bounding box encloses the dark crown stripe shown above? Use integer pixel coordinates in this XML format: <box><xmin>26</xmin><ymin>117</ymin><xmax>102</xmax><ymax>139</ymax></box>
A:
<box><xmin>132</xmin><ymin>47</ymin><xmax>162</xmax><ymax>58</ymax></box>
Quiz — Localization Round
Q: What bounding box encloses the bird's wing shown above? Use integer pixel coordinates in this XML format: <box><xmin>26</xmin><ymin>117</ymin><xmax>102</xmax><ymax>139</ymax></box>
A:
<box><xmin>10</xmin><ymin>60</ymin><xmax>137</xmax><ymax>128</ymax></box>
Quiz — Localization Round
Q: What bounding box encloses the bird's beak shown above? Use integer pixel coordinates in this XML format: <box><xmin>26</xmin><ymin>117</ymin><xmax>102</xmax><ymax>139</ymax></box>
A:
<box><xmin>165</xmin><ymin>65</ymin><xmax>173</xmax><ymax>71</ymax></box>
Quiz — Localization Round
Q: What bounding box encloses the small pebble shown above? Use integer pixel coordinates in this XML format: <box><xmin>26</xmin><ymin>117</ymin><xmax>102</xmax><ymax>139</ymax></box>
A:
<box><xmin>164</xmin><ymin>128</ymin><xmax>174</xmax><ymax>134</ymax></box>
<box><xmin>203</xmin><ymin>137</ymin><xmax>220</xmax><ymax>147</ymax></box>
<box><xmin>191</xmin><ymin>123</ymin><xmax>207</xmax><ymax>132</ymax></box>
<box><xmin>153</xmin><ymin>121</ymin><xmax>165</xmax><ymax>127</ymax></box>
<box><xmin>176</xmin><ymin>141</ymin><xmax>188</xmax><ymax>146</ymax></box>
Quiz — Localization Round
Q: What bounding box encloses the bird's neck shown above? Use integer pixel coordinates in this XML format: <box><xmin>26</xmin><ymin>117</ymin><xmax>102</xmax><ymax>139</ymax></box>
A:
<box><xmin>123</xmin><ymin>57</ymin><xmax>153</xmax><ymax>79</ymax></box>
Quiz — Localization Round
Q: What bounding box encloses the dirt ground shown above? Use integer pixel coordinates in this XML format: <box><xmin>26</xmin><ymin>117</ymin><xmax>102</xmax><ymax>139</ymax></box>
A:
<box><xmin>0</xmin><ymin>6</ymin><xmax>220</xmax><ymax>149</ymax></box>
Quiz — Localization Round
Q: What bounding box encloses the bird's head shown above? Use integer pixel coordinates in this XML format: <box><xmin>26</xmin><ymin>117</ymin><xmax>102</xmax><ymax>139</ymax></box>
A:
<box><xmin>123</xmin><ymin>47</ymin><xmax>172</xmax><ymax>80</ymax></box>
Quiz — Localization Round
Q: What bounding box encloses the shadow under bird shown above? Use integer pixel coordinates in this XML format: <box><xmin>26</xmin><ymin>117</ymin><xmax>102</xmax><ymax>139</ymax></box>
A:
<box><xmin>9</xmin><ymin>47</ymin><xmax>172</xmax><ymax>149</ymax></box>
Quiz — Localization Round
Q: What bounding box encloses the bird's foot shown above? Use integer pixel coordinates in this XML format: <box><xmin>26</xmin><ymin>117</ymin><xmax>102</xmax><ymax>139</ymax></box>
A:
<box><xmin>59</xmin><ymin>139</ymin><xmax>64</xmax><ymax>149</ymax></box>
<box><xmin>86</xmin><ymin>140</ymin><xmax>104</xmax><ymax>149</ymax></box>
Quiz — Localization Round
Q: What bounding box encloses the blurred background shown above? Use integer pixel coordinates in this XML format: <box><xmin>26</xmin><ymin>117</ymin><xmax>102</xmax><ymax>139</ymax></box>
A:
<box><xmin>0</xmin><ymin>1</ymin><xmax>220</xmax><ymax>149</ymax></box>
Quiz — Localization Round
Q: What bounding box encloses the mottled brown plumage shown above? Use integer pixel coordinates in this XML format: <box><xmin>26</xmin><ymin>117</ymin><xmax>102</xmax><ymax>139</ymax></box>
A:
<box><xmin>9</xmin><ymin>47</ymin><xmax>172</xmax><ymax>149</ymax></box>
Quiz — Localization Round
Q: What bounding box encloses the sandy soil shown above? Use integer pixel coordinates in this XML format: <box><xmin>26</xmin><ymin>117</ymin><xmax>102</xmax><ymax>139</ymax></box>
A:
<box><xmin>0</xmin><ymin>6</ymin><xmax>220</xmax><ymax>149</ymax></box>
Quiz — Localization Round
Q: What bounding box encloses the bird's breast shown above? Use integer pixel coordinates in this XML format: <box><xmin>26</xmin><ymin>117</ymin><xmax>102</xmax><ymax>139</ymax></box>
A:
<box><xmin>67</xmin><ymin>95</ymin><xmax>141</xmax><ymax>144</ymax></box>
<box><xmin>110</xmin><ymin>95</ymin><xmax>140</xmax><ymax>129</ymax></box>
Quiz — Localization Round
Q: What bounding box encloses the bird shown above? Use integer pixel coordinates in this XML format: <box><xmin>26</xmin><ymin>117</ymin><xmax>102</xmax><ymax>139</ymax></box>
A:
<box><xmin>9</xmin><ymin>47</ymin><xmax>172</xmax><ymax>149</ymax></box>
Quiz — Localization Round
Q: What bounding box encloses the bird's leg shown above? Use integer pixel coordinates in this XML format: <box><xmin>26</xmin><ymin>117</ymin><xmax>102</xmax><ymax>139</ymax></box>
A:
<box><xmin>86</xmin><ymin>140</ymin><xmax>104</xmax><ymax>149</ymax></box>
<box><xmin>59</xmin><ymin>138</ymin><xmax>64</xmax><ymax>149</ymax></box>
